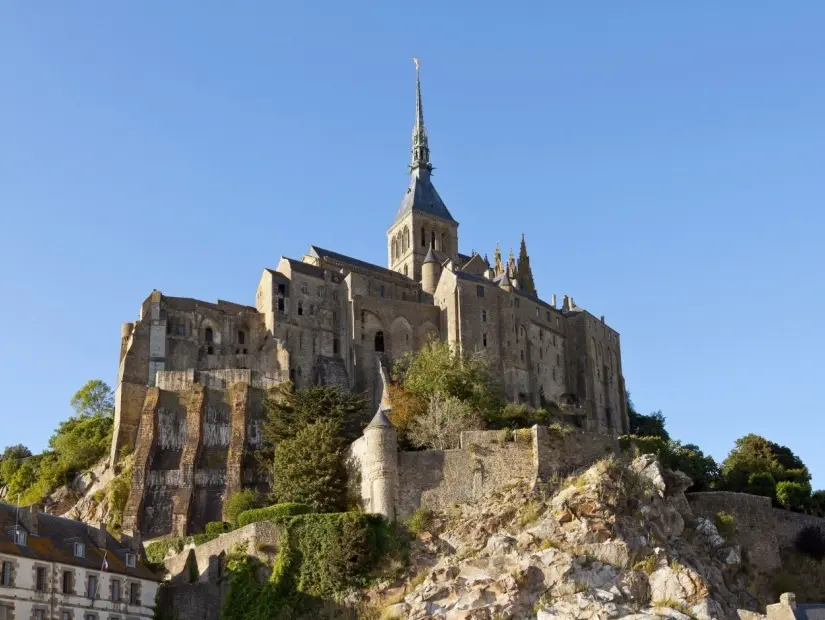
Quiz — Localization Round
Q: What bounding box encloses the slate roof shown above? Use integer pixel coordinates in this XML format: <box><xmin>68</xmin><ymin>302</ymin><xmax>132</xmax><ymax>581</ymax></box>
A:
<box><xmin>393</xmin><ymin>173</ymin><xmax>456</xmax><ymax>225</ymax></box>
<box><xmin>307</xmin><ymin>246</ymin><xmax>414</xmax><ymax>282</ymax></box>
<box><xmin>797</xmin><ymin>604</ymin><xmax>825</xmax><ymax>620</ymax></box>
<box><xmin>0</xmin><ymin>503</ymin><xmax>159</xmax><ymax>581</ymax></box>
<box><xmin>278</xmin><ymin>258</ymin><xmax>327</xmax><ymax>280</ymax></box>
<box><xmin>367</xmin><ymin>408</ymin><xmax>394</xmax><ymax>428</ymax></box>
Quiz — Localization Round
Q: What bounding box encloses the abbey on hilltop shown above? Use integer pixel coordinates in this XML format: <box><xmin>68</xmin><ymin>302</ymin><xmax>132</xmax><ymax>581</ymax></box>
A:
<box><xmin>113</xmin><ymin>62</ymin><xmax>628</xmax><ymax>538</ymax></box>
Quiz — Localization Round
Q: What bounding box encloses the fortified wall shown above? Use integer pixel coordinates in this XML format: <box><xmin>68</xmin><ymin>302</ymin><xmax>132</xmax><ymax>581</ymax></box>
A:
<box><xmin>122</xmin><ymin>370</ymin><xmax>275</xmax><ymax>539</ymax></box>
<box><xmin>349</xmin><ymin>414</ymin><xmax>620</xmax><ymax>520</ymax></box>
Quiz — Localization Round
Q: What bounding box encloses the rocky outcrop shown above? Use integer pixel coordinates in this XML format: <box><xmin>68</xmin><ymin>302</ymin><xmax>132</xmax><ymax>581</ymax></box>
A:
<box><xmin>377</xmin><ymin>455</ymin><xmax>760</xmax><ymax>620</ymax></box>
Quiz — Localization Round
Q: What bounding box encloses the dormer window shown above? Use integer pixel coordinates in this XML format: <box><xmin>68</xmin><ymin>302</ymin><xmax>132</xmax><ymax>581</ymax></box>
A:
<box><xmin>74</xmin><ymin>542</ymin><xmax>85</xmax><ymax>558</ymax></box>
<box><xmin>125</xmin><ymin>553</ymin><xmax>136</xmax><ymax>568</ymax></box>
<box><xmin>12</xmin><ymin>529</ymin><xmax>26</xmax><ymax>546</ymax></box>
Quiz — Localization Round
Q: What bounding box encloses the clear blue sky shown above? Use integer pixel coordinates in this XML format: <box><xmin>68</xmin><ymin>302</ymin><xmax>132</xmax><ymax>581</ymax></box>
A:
<box><xmin>1</xmin><ymin>3</ymin><xmax>823</xmax><ymax>487</ymax></box>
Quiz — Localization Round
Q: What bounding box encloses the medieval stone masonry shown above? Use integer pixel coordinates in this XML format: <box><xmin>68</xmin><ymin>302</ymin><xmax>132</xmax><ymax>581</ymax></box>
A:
<box><xmin>114</xmin><ymin>63</ymin><xmax>629</xmax><ymax>538</ymax></box>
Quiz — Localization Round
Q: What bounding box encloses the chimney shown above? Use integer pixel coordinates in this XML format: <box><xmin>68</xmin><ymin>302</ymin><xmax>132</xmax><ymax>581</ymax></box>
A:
<box><xmin>93</xmin><ymin>521</ymin><xmax>108</xmax><ymax>549</ymax></box>
<box><xmin>600</xmin><ymin>315</ymin><xmax>605</xmax><ymax>323</ymax></box>
<box><xmin>122</xmin><ymin>531</ymin><xmax>143</xmax><ymax>555</ymax></box>
<box><xmin>19</xmin><ymin>506</ymin><xmax>39</xmax><ymax>536</ymax></box>
<box><xmin>570</xmin><ymin>297</ymin><xmax>576</xmax><ymax>309</ymax></box>
<box><xmin>562</xmin><ymin>295</ymin><xmax>570</xmax><ymax>311</ymax></box>
<box><xmin>551</xmin><ymin>293</ymin><xmax>557</xmax><ymax>308</ymax></box>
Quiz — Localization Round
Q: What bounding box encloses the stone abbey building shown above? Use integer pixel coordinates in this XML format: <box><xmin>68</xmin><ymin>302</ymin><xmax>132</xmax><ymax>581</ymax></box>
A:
<box><xmin>115</xmin><ymin>64</ymin><xmax>628</xmax><ymax>539</ymax></box>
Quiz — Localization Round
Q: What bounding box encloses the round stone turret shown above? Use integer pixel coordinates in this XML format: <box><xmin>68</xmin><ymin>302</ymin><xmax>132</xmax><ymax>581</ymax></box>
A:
<box><xmin>422</xmin><ymin>244</ymin><xmax>440</xmax><ymax>295</ymax></box>
<box><xmin>363</xmin><ymin>407</ymin><xmax>398</xmax><ymax>520</ymax></box>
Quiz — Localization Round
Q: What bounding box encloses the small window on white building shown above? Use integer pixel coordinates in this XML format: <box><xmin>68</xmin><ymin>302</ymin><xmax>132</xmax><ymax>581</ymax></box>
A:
<box><xmin>12</xmin><ymin>529</ymin><xmax>26</xmax><ymax>546</ymax></box>
<box><xmin>34</xmin><ymin>610</ymin><xmax>45</xmax><ymax>620</ymax></box>
<box><xmin>74</xmin><ymin>542</ymin><xmax>85</xmax><ymax>558</ymax></box>
<box><xmin>125</xmin><ymin>553</ymin><xmax>136</xmax><ymax>568</ymax></box>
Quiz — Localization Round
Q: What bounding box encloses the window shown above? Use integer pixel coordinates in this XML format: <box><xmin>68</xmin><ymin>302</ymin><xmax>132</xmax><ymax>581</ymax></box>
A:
<box><xmin>317</xmin><ymin>285</ymin><xmax>323</xmax><ymax>297</ymax></box>
<box><xmin>12</xmin><ymin>530</ymin><xmax>25</xmax><ymax>546</ymax></box>
<box><xmin>237</xmin><ymin>331</ymin><xmax>245</xmax><ymax>345</ymax></box>
<box><xmin>88</xmin><ymin>574</ymin><xmax>97</xmax><ymax>598</ymax></box>
<box><xmin>403</xmin><ymin>264</ymin><xmax>408</xmax><ymax>276</ymax></box>
<box><xmin>62</xmin><ymin>612</ymin><xmax>70</xmax><ymax>620</ymax></box>
<box><xmin>277</xmin><ymin>296</ymin><xmax>285</xmax><ymax>312</ymax></box>
<box><xmin>481</xmin><ymin>310</ymin><xmax>487</xmax><ymax>323</ymax></box>
<box><xmin>34</xmin><ymin>610</ymin><xmax>45</xmax><ymax>620</ymax></box>
<box><xmin>374</xmin><ymin>331</ymin><xmax>385</xmax><ymax>353</ymax></box>
<box><xmin>309</xmin><ymin>304</ymin><xmax>315</xmax><ymax>316</ymax></box>
<box><xmin>332</xmin><ymin>311</ymin><xmax>337</xmax><ymax>326</ymax></box>
<box><xmin>431</xmin><ymin>231</ymin><xmax>436</xmax><ymax>248</ymax></box>
<box><xmin>333</xmin><ymin>337</ymin><xmax>340</xmax><ymax>355</ymax></box>
<box><xmin>476</xmin><ymin>285</ymin><xmax>484</xmax><ymax>298</ymax></box>
<box><xmin>297</xmin><ymin>302</ymin><xmax>303</xmax><ymax>316</ymax></box>
<box><xmin>482</xmin><ymin>333</ymin><xmax>487</xmax><ymax>347</ymax></box>
<box><xmin>35</xmin><ymin>566</ymin><xmax>46</xmax><ymax>591</ymax></box>
<box><xmin>546</xmin><ymin>311</ymin><xmax>551</xmax><ymax>321</ymax></box>
<box><xmin>204</xmin><ymin>327</ymin><xmax>213</xmax><ymax>343</ymax></box>
<box><xmin>0</xmin><ymin>606</ymin><xmax>9</xmax><ymax>620</ymax></box>
<box><xmin>379</xmin><ymin>285</ymin><xmax>385</xmax><ymax>298</ymax></box>
<box><xmin>520</xmin><ymin>350</ymin><xmax>524</xmax><ymax>362</ymax></box>
<box><xmin>62</xmin><ymin>570</ymin><xmax>72</xmax><ymax>593</ymax></box>
<box><xmin>112</xmin><ymin>578</ymin><xmax>120</xmax><ymax>601</ymax></box>
<box><xmin>536</xmin><ymin>308</ymin><xmax>539</xmax><ymax>318</ymax></box>
<box><xmin>129</xmin><ymin>582</ymin><xmax>139</xmax><ymax>605</ymax></box>
<box><xmin>74</xmin><ymin>542</ymin><xmax>85</xmax><ymax>558</ymax></box>
<box><xmin>441</xmin><ymin>232</ymin><xmax>447</xmax><ymax>253</ymax></box>
<box><xmin>420</xmin><ymin>227</ymin><xmax>425</xmax><ymax>247</ymax></box>
<box><xmin>301</xmin><ymin>282</ymin><xmax>308</xmax><ymax>294</ymax></box>
<box><xmin>125</xmin><ymin>553</ymin><xmax>136</xmax><ymax>568</ymax></box>
<box><xmin>1</xmin><ymin>561</ymin><xmax>11</xmax><ymax>586</ymax></box>
<box><xmin>207</xmin><ymin>345</ymin><xmax>214</xmax><ymax>355</ymax></box>
<box><xmin>556</xmin><ymin>317</ymin><xmax>560</xmax><ymax>327</ymax></box>
<box><xmin>514</xmin><ymin>298</ymin><xmax>520</xmax><ymax>308</ymax></box>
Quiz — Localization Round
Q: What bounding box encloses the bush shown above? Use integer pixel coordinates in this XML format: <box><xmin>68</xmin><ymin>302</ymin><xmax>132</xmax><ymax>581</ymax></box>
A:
<box><xmin>405</xmin><ymin>507</ymin><xmax>433</xmax><ymax>538</ymax></box>
<box><xmin>795</xmin><ymin>526</ymin><xmax>825</xmax><ymax>562</ymax></box>
<box><xmin>145</xmin><ymin>538</ymin><xmax>186</xmax><ymax>564</ymax></box>
<box><xmin>221</xmin><ymin>512</ymin><xmax>405</xmax><ymax>619</ymax></box>
<box><xmin>224</xmin><ymin>489</ymin><xmax>259</xmax><ymax>526</ymax></box>
<box><xmin>714</xmin><ymin>512</ymin><xmax>736</xmax><ymax>540</ymax></box>
<box><xmin>746</xmin><ymin>472</ymin><xmax>776</xmax><ymax>499</ymax></box>
<box><xmin>205</xmin><ymin>521</ymin><xmax>234</xmax><ymax>536</ymax></box>
<box><xmin>237</xmin><ymin>503</ymin><xmax>313</xmax><ymax>528</ymax></box>
<box><xmin>776</xmin><ymin>481</ymin><xmax>811</xmax><ymax>511</ymax></box>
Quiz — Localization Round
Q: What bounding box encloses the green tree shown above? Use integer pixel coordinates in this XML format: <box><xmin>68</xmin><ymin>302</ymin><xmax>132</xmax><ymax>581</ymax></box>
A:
<box><xmin>776</xmin><ymin>481</ymin><xmax>811</xmax><ymax>512</ymax></box>
<box><xmin>224</xmin><ymin>489</ymin><xmax>260</xmax><ymax>526</ymax></box>
<box><xmin>49</xmin><ymin>414</ymin><xmax>113</xmax><ymax>474</ymax></box>
<box><xmin>272</xmin><ymin>420</ymin><xmax>347</xmax><ymax>513</ymax></box>
<box><xmin>721</xmin><ymin>434</ymin><xmax>812</xmax><ymax>504</ymax></box>
<box><xmin>70</xmin><ymin>380</ymin><xmax>115</xmax><ymax>418</ymax></box>
<box><xmin>393</xmin><ymin>340</ymin><xmax>504</xmax><ymax>421</ymax></box>
<box><xmin>0</xmin><ymin>445</ymin><xmax>32</xmax><ymax>487</ymax></box>
<box><xmin>626</xmin><ymin>393</ymin><xmax>669</xmax><ymax>440</ymax></box>
<box><xmin>746</xmin><ymin>472</ymin><xmax>777</xmax><ymax>498</ymax></box>
<box><xmin>263</xmin><ymin>385</ymin><xmax>366</xmax><ymax>448</ymax></box>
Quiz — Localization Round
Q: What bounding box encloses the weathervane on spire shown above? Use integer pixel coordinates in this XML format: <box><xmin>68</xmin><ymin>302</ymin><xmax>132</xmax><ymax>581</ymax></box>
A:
<box><xmin>410</xmin><ymin>56</ymin><xmax>431</xmax><ymax>175</ymax></box>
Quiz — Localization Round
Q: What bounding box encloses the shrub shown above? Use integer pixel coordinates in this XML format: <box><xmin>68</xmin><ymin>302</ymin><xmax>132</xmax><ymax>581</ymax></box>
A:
<box><xmin>776</xmin><ymin>481</ymin><xmax>811</xmax><ymax>511</ymax></box>
<box><xmin>145</xmin><ymin>538</ymin><xmax>186</xmax><ymax>565</ymax></box>
<box><xmin>205</xmin><ymin>521</ymin><xmax>234</xmax><ymax>536</ymax></box>
<box><xmin>237</xmin><ymin>503</ymin><xmax>312</xmax><ymax>528</ymax></box>
<box><xmin>106</xmin><ymin>455</ymin><xmax>133</xmax><ymax>530</ymax></box>
<box><xmin>795</xmin><ymin>526</ymin><xmax>825</xmax><ymax>562</ymax></box>
<box><xmin>408</xmin><ymin>394</ymin><xmax>484</xmax><ymax>451</ymax></box>
<box><xmin>714</xmin><ymin>512</ymin><xmax>736</xmax><ymax>540</ymax></box>
<box><xmin>405</xmin><ymin>508</ymin><xmax>432</xmax><ymax>538</ymax></box>
<box><xmin>746</xmin><ymin>472</ymin><xmax>776</xmax><ymax>499</ymax></box>
<box><xmin>224</xmin><ymin>489</ymin><xmax>259</xmax><ymax>526</ymax></box>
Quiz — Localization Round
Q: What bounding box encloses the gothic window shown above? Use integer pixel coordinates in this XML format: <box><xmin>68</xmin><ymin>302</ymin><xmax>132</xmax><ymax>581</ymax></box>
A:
<box><xmin>301</xmin><ymin>282</ymin><xmax>308</xmax><ymax>295</ymax></box>
<box><xmin>298</xmin><ymin>302</ymin><xmax>303</xmax><ymax>316</ymax></box>
<box><xmin>205</xmin><ymin>327</ymin><xmax>214</xmax><ymax>343</ymax></box>
<box><xmin>392</xmin><ymin>239</ymin><xmax>397</xmax><ymax>261</ymax></box>
<box><xmin>237</xmin><ymin>331</ymin><xmax>245</xmax><ymax>345</ymax></box>
<box><xmin>431</xmin><ymin>230</ymin><xmax>436</xmax><ymax>249</ymax></box>
<box><xmin>476</xmin><ymin>285</ymin><xmax>484</xmax><ymax>298</ymax></box>
<box><xmin>421</xmin><ymin>226</ymin><xmax>426</xmax><ymax>247</ymax></box>
<box><xmin>481</xmin><ymin>310</ymin><xmax>487</xmax><ymax>323</ymax></box>
<box><xmin>333</xmin><ymin>337</ymin><xmax>340</xmax><ymax>355</ymax></box>
<box><xmin>374</xmin><ymin>331</ymin><xmax>385</xmax><ymax>352</ymax></box>
<box><xmin>403</xmin><ymin>264</ymin><xmax>408</xmax><ymax>276</ymax></box>
<box><xmin>483</xmin><ymin>333</ymin><xmax>487</xmax><ymax>347</ymax></box>
<box><xmin>403</xmin><ymin>226</ymin><xmax>409</xmax><ymax>252</ymax></box>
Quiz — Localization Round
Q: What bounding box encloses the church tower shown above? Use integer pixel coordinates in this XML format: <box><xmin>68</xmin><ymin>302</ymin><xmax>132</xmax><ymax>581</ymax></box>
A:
<box><xmin>387</xmin><ymin>59</ymin><xmax>459</xmax><ymax>282</ymax></box>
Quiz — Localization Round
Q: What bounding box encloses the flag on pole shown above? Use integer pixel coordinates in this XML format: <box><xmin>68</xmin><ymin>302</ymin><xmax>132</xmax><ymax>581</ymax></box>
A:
<box><xmin>101</xmin><ymin>552</ymin><xmax>109</xmax><ymax>572</ymax></box>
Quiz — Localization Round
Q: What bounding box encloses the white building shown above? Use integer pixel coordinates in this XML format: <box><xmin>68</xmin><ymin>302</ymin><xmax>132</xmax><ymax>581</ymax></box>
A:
<box><xmin>0</xmin><ymin>503</ymin><xmax>160</xmax><ymax>620</ymax></box>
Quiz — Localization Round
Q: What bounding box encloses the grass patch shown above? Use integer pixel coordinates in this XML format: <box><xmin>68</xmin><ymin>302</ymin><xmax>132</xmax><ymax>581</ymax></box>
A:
<box><xmin>404</xmin><ymin>507</ymin><xmax>433</xmax><ymax>538</ymax></box>
<box><xmin>632</xmin><ymin>555</ymin><xmax>657</xmax><ymax>575</ymax></box>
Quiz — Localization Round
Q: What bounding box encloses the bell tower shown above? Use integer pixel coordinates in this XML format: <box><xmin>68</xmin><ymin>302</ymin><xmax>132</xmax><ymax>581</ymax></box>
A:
<box><xmin>387</xmin><ymin>58</ymin><xmax>459</xmax><ymax>282</ymax></box>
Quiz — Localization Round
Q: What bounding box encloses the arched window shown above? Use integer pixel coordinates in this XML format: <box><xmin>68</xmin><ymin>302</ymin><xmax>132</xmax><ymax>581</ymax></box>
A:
<box><xmin>205</xmin><ymin>327</ymin><xmax>214</xmax><ymax>343</ymax></box>
<box><xmin>431</xmin><ymin>230</ymin><xmax>436</xmax><ymax>249</ymax></box>
<box><xmin>207</xmin><ymin>345</ymin><xmax>214</xmax><ymax>355</ymax></box>
<box><xmin>421</xmin><ymin>227</ymin><xmax>426</xmax><ymax>247</ymax></box>
<box><xmin>391</xmin><ymin>240</ymin><xmax>396</xmax><ymax>261</ymax></box>
<box><xmin>333</xmin><ymin>337</ymin><xmax>340</xmax><ymax>355</ymax></box>
<box><xmin>405</xmin><ymin>227</ymin><xmax>410</xmax><ymax>250</ymax></box>
<box><xmin>374</xmin><ymin>331</ymin><xmax>385</xmax><ymax>352</ymax></box>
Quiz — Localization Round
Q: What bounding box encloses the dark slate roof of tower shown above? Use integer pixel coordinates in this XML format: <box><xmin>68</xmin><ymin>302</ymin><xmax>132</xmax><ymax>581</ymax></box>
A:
<box><xmin>367</xmin><ymin>408</ymin><xmax>394</xmax><ymax>428</ymax></box>
<box><xmin>423</xmin><ymin>244</ymin><xmax>438</xmax><ymax>264</ymax></box>
<box><xmin>393</xmin><ymin>174</ymin><xmax>456</xmax><ymax>225</ymax></box>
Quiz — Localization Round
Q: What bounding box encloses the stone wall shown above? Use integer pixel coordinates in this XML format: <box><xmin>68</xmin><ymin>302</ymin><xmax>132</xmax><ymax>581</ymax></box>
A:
<box><xmin>532</xmin><ymin>425</ymin><xmax>619</xmax><ymax>481</ymax></box>
<box><xmin>687</xmin><ymin>492</ymin><xmax>781</xmax><ymax>572</ymax></box>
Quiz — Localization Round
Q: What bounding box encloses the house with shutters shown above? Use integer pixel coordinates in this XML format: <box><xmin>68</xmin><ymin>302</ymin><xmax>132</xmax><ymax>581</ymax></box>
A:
<box><xmin>0</xmin><ymin>503</ymin><xmax>160</xmax><ymax>620</ymax></box>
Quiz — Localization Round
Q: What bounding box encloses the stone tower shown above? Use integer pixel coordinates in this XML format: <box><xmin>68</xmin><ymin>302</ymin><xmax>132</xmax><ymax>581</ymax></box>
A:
<box><xmin>363</xmin><ymin>407</ymin><xmax>398</xmax><ymax>520</ymax></box>
<box><xmin>387</xmin><ymin>58</ymin><xmax>458</xmax><ymax>281</ymax></box>
<box><xmin>421</xmin><ymin>243</ymin><xmax>440</xmax><ymax>295</ymax></box>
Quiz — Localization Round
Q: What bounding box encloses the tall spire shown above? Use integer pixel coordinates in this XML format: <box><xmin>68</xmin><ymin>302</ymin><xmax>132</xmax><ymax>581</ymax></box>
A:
<box><xmin>493</xmin><ymin>243</ymin><xmax>503</xmax><ymax>276</ymax></box>
<box><xmin>411</xmin><ymin>57</ymin><xmax>432</xmax><ymax>178</ymax></box>
<box><xmin>507</xmin><ymin>248</ymin><xmax>517</xmax><ymax>279</ymax></box>
<box><xmin>516</xmin><ymin>233</ymin><xmax>537</xmax><ymax>296</ymax></box>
